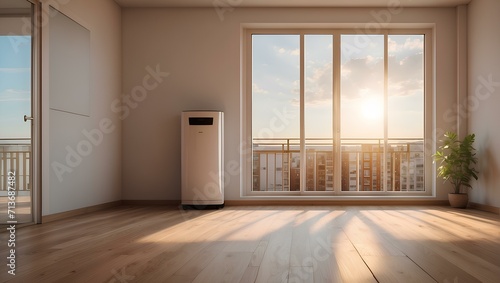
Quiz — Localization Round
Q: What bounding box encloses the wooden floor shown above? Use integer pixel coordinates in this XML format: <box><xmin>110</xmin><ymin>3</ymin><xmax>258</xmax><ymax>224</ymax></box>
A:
<box><xmin>0</xmin><ymin>205</ymin><xmax>499</xmax><ymax>283</ymax></box>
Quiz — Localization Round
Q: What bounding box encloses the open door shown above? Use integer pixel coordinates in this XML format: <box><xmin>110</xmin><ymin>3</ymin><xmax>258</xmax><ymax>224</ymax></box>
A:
<box><xmin>0</xmin><ymin>0</ymin><xmax>40</xmax><ymax>224</ymax></box>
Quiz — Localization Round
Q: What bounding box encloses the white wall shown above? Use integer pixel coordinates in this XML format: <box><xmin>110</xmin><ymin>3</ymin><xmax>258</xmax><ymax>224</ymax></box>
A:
<box><xmin>468</xmin><ymin>0</ymin><xmax>500</xmax><ymax>208</ymax></box>
<box><xmin>42</xmin><ymin>0</ymin><xmax>122</xmax><ymax>215</ymax></box>
<box><xmin>122</xmin><ymin>7</ymin><xmax>458</xmax><ymax>201</ymax></box>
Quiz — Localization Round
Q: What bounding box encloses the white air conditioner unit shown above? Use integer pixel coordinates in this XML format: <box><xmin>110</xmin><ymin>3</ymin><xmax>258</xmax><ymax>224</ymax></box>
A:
<box><xmin>181</xmin><ymin>111</ymin><xmax>224</xmax><ymax>208</ymax></box>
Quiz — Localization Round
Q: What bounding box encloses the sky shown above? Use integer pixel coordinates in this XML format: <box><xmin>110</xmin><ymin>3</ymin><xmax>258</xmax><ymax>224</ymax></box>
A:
<box><xmin>252</xmin><ymin>33</ymin><xmax>424</xmax><ymax>141</ymax></box>
<box><xmin>0</xmin><ymin>35</ymin><xmax>31</xmax><ymax>139</ymax></box>
<box><xmin>1</xmin><ymin>33</ymin><xmax>424</xmax><ymax>142</ymax></box>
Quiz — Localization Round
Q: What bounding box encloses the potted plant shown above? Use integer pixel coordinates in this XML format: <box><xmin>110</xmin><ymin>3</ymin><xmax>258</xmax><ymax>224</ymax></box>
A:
<box><xmin>433</xmin><ymin>131</ymin><xmax>479</xmax><ymax>208</ymax></box>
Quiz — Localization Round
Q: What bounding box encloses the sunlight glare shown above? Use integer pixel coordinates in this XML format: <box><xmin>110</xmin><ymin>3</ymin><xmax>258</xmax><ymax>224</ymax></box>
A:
<box><xmin>361</xmin><ymin>97</ymin><xmax>383</xmax><ymax>121</ymax></box>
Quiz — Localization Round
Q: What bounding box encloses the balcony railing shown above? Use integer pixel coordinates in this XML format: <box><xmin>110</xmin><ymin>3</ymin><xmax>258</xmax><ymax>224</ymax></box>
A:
<box><xmin>0</xmin><ymin>139</ymin><xmax>31</xmax><ymax>192</ymax></box>
<box><xmin>252</xmin><ymin>138</ymin><xmax>425</xmax><ymax>192</ymax></box>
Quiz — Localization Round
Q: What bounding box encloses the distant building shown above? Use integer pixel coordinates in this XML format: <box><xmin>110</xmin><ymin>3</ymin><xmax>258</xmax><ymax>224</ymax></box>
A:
<box><xmin>290</xmin><ymin>167</ymin><xmax>300</xmax><ymax>191</ymax></box>
<box><xmin>305</xmin><ymin>150</ymin><xmax>334</xmax><ymax>191</ymax></box>
<box><xmin>252</xmin><ymin>141</ymin><xmax>424</xmax><ymax>192</ymax></box>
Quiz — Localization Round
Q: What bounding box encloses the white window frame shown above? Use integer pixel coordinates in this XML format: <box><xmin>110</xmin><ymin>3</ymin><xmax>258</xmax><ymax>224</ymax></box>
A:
<box><xmin>241</xmin><ymin>27</ymin><xmax>434</xmax><ymax>197</ymax></box>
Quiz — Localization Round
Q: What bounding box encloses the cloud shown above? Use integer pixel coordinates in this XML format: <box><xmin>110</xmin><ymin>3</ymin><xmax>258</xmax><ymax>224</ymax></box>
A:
<box><xmin>252</xmin><ymin>83</ymin><xmax>269</xmax><ymax>95</ymax></box>
<box><xmin>0</xmin><ymin>68</ymin><xmax>30</xmax><ymax>74</ymax></box>
<box><xmin>0</xmin><ymin>89</ymin><xmax>30</xmax><ymax>102</ymax></box>
<box><xmin>276</xmin><ymin>46</ymin><xmax>299</xmax><ymax>56</ymax></box>
<box><xmin>341</xmin><ymin>51</ymin><xmax>423</xmax><ymax>99</ymax></box>
<box><xmin>387</xmin><ymin>36</ymin><xmax>424</xmax><ymax>97</ymax></box>
<box><xmin>305</xmin><ymin>62</ymin><xmax>333</xmax><ymax>106</ymax></box>
<box><xmin>388</xmin><ymin>53</ymin><xmax>424</xmax><ymax>96</ymax></box>
<box><xmin>388</xmin><ymin>37</ymin><xmax>423</xmax><ymax>53</ymax></box>
<box><xmin>341</xmin><ymin>57</ymin><xmax>384</xmax><ymax>100</ymax></box>
<box><xmin>291</xmin><ymin>79</ymin><xmax>300</xmax><ymax>95</ymax></box>
<box><xmin>286</xmin><ymin>63</ymin><xmax>334</xmax><ymax>106</ymax></box>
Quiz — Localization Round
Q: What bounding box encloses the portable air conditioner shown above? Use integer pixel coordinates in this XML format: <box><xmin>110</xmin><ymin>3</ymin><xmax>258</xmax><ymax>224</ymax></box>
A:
<box><xmin>181</xmin><ymin>111</ymin><xmax>224</xmax><ymax>209</ymax></box>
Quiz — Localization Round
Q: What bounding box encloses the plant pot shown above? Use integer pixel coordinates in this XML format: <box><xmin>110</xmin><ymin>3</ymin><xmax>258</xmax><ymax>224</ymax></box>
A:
<box><xmin>448</xmin><ymin>193</ymin><xmax>469</xmax><ymax>208</ymax></box>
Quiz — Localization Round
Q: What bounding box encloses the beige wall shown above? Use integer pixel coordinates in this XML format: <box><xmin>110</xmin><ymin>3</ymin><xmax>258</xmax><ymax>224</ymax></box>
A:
<box><xmin>122</xmin><ymin>7</ymin><xmax>459</xmax><ymax>201</ymax></box>
<box><xmin>41</xmin><ymin>0</ymin><xmax>122</xmax><ymax>215</ymax></box>
<box><xmin>0</xmin><ymin>17</ymin><xmax>30</xmax><ymax>35</ymax></box>
<box><xmin>468</xmin><ymin>0</ymin><xmax>500</xmax><ymax>208</ymax></box>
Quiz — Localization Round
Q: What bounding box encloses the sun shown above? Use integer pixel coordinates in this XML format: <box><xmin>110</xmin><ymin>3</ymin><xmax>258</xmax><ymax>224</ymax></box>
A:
<box><xmin>361</xmin><ymin>97</ymin><xmax>383</xmax><ymax>121</ymax></box>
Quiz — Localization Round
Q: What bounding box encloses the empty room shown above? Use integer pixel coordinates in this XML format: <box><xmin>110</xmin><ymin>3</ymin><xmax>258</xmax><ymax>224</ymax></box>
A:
<box><xmin>0</xmin><ymin>0</ymin><xmax>499</xmax><ymax>282</ymax></box>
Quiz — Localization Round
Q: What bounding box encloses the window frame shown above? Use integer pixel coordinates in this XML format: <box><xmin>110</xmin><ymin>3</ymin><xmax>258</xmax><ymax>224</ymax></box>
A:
<box><xmin>241</xmin><ymin>27</ymin><xmax>434</xmax><ymax>197</ymax></box>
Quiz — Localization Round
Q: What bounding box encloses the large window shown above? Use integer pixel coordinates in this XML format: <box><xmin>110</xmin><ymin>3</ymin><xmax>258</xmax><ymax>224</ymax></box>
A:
<box><xmin>246</xmin><ymin>29</ymin><xmax>432</xmax><ymax>195</ymax></box>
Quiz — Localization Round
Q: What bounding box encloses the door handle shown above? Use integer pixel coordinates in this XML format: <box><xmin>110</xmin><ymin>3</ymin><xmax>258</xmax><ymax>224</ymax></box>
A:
<box><xmin>24</xmin><ymin>115</ymin><xmax>33</xmax><ymax>122</ymax></box>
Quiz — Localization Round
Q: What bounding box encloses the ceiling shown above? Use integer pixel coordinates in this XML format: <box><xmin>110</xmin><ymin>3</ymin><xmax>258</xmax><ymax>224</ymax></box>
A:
<box><xmin>114</xmin><ymin>0</ymin><xmax>472</xmax><ymax>8</ymax></box>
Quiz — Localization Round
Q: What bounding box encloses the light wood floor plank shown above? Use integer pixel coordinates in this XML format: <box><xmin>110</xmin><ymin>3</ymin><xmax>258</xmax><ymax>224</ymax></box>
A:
<box><xmin>239</xmin><ymin>266</ymin><xmax>259</xmax><ymax>283</ymax></box>
<box><xmin>308</xmin><ymin>211</ymin><xmax>345</xmax><ymax>283</ymax></box>
<box><xmin>343</xmin><ymin>215</ymin><xmax>405</xmax><ymax>257</ymax></box>
<box><xmin>222</xmin><ymin>210</ymin><xmax>277</xmax><ymax>253</ymax></box>
<box><xmin>173</xmin><ymin>241</ymin><xmax>227</xmax><ymax>277</ymax></box>
<box><xmin>250</xmin><ymin>240</ymin><xmax>268</xmax><ymax>267</ymax></box>
<box><xmin>410</xmin><ymin>208</ymin><xmax>500</xmax><ymax>265</ymax></box>
<box><xmin>360</xmin><ymin>209</ymin><xmax>481</xmax><ymax>283</ymax></box>
<box><xmin>333</xmin><ymin>243</ymin><xmax>378</xmax><ymax>283</ymax></box>
<box><xmin>0</xmin><ymin>205</ymin><xmax>498</xmax><ymax>283</ymax></box>
<box><xmin>254</xmin><ymin>210</ymin><xmax>297</xmax><ymax>282</ymax></box>
<box><xmin>192</xmin><ymin>252</ymin><xmax>252</xmax><ymax>283</ymax></box>
<box><xmin>289</xmin><ymin>266</ymin><xmax>314</xmax><ymax>283</ymax></box>
<box><xmin>290</xmin><ymin>210</ymin><xmax>315</xmax><ymax>267</ymax></box>
<box><xmin>362</xmin><ymin>255</ymin><xmax>436</xmax><ymax>283</ymax></box>
<box><xmin>385</xmin><ymin>208</ymin><xmax>500</xmax><ymax>282</ymax></box>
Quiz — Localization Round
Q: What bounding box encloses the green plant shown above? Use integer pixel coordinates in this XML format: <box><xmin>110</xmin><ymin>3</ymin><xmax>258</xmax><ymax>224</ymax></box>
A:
<box><xmin>433</xmin><ymin>132</ymin><xmax>479</xmax><ymax>194</ymax></box>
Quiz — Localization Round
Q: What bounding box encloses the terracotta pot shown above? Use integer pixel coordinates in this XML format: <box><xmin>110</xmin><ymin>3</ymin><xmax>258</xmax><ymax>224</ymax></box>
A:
<box><xmin>448</xmin><ymin>193</ymin><xmax>469</xmax><ymax>208</ymax></box>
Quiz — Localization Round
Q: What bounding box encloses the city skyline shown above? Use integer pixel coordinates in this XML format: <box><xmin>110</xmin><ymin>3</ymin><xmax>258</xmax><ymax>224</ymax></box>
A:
<box><xmin>253</xmin><ymin>141</ymin><xmax>425</xmax><ymax>192</ymax></box>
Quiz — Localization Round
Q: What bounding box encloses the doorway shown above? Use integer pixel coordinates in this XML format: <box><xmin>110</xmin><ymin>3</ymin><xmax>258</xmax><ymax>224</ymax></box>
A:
<box><xmin>0</xmin><ymin>0</ymin><xmax>40</xmax><ymax>224</ymax></box>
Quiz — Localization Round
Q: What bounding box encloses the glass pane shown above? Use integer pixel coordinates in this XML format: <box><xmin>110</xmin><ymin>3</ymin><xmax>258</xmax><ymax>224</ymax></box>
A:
<box><xmin>340</xmin><ymin>35</ymin><xmax>384</xmax><ymax>139</ymax></box>
<box><xmin>252</xmin><ymin>35</ymin><xmax>300</xmax><ymax>191</ymax></box>
<box><xmin>340</xmin><ymin>35</ymin><xmax>384</xmax><ymax>191</ymax></box>
<box><xmin>0</xmin><ymin>36</ymin><xmax>31</xmax><ymax>139</ymax></box>
<box><xmin>0</xmin><ymin>2</ymin><xmax>33</xmax><ymax>224</ymax></box>
<box><xmin>387</xmin><ymin>35</ymin><xmax>425</xmax><ymax>191</ymax></box>
<box><xmin>386</xmin><ymin>143</ymin><xmax>425</xmax><ymax>191</ymax></box>
<box><xmin>305</xmin><ymin>35</ymin><xmax>333</xmax><ymax>191</ymax></box>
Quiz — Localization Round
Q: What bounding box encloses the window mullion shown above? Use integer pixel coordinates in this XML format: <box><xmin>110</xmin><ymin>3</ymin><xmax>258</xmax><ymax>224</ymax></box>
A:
<box><xmin>299</xmin><ymin>33</ymin><xmax>306</xmax><ymax>193</ymax></box>
<box><xmin>333</xmin><ymin>33</ymin><xmax>341</xmax><ymax>192</ymax></box>
<box><xmin>383</xmin><ymin>32</ymin><xmax>389</xmax><ymax>192</ymax></box>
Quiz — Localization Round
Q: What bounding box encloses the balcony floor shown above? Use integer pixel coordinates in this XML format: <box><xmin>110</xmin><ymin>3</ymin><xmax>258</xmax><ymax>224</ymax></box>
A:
<box><xmin>0</xmin><ymin>195</ymin><xmax>32</xmax><ymax>224</ymax></box>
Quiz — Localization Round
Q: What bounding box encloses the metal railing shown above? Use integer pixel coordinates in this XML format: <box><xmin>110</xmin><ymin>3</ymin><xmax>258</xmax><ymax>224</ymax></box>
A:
<box><xmin>0</xmin><ymin>139</ymin><xmax>31</xmax><ymax>191</ymax></box>
<box><xmin>252</xmin><ymin>137</ymin><xmax>425</xmax><ymax>192</ymax></box>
